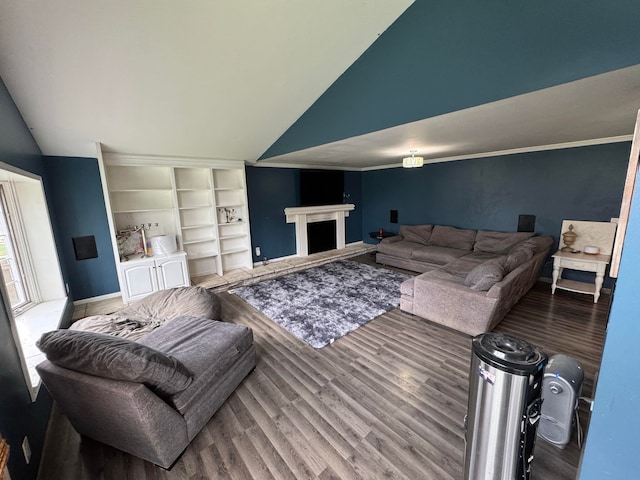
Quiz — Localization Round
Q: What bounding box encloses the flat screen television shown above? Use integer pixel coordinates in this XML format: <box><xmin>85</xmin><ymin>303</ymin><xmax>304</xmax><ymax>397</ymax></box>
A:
<box><xmin>300</xmin><ymin>170</ymin><xmax>344</xmax><ymax>206</ymax></box>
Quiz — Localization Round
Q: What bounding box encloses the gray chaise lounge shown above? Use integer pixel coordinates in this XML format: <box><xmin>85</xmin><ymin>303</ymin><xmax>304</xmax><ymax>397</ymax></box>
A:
<box><xmin>37</xmin><ymin>287</ymin><xmax>255</xmax><ymax>468</ymax></box>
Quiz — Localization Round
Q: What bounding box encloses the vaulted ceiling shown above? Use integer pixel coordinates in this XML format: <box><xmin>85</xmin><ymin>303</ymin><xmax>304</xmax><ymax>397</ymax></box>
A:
<box><xmin>0</xmin><ymin>1</ymin><xmax>413</xmax><ymax>160</ymax></box>
<box><xmin>259</xmin><ymin>65</ymin><xmax>640</xmax><ymax>170</ymax></box>
<box><xmin>1</xmin><ymin>1</ymin><xmax>640</xmax><ymax>170</ymax></box>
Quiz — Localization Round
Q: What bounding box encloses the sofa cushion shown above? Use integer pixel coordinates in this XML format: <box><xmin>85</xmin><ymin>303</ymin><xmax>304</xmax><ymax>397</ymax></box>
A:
<box><xmin>115</xmin><ymin>286</ymin><xmax>222</xmax><ymax>322</ymax></box>
<box><xmin>474</xmin><ymin>231</ymin><xmax>535</xmax><ymax>254</ymax></box>
<box><xmin>421</xmin><ymin>268</ymin><xmax>467</xmax><ymax>286</ymax></box>
<box><xmin>464</xmin><ymin>260</ymin><xmax>506</xmax><ymax>291</ymax></box>
<box><xmin>429</xmin><ymin>225</ymin><xmax>477</xmax><ymax>251</ymax></box>
<box><xmin>511</xmin><ymin>236</ymin><xmax>553</xmax><ymax>254</ymax></box>
<box><xmin>37</xmin><ymin>329</ymin><xmax>193</xmax><ymax>397</ymax></box>
<box><xmin>399</xmin><ymin>225</ymin><xmax>433</xmax><ymax>246</ymax></box>
<box><xmin>439</xmin><ymin>256</ymin><xmax>495</xmax><ymax>278</ymax></box>
<box><xmin>509</xmin><ymin>238</ymin><xmax>538</xmax><ymax>253</ymax></box>
<box><xmin>462</xmin><ymin>251</ymin><xmax>505</xmax><ymax>263</ymax></box>
<box><xmin>411</xmin><ymin>245</ymin><xmax>469</xmax><ymax>265</ymax></box>
<box><xmin>138</xmin><ymin>316</ymin><xmax>254</xmax><ymax>414</ymax></box>
<box><xmin>377</xmin><ymin>240</ymin><xmax>422</xmax><ymax>259</ymax></box>
<box><xmin>504</xmin><ymin>247</ymin><xmax>534</xmax><ymax>272</ymax></box>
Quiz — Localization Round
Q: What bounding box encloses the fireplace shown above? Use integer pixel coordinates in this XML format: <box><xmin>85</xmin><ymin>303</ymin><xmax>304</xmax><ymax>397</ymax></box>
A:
<box><xmin>284</xmin><ymin>204</ymin><xmax>355</xmax><ymax>257</ymax></box>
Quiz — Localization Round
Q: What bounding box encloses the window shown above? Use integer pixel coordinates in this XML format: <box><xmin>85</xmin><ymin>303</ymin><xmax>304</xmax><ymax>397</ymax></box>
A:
<box><xmin>0</xmin><ymin>184</ymin><xmax>33</xmax><ymax>313</ymax></box>
<box><xmin>0</xmin><ymin>163</ymin><xmax>67</xmax><ymax>401</ymax></box>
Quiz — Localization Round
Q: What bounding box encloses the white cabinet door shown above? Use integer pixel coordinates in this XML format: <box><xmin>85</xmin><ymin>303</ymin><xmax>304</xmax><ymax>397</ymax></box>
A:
<box><xmin>121</xmin><ymin>260</ymin><xmax>158</xmax><ymax>303</ymax></box>
<box><xmin>156</xmin><ymin>253</ymin><xmax>190</xmax><ymax>290</ymax></box>
<box><xmin>118</xmin><ymin>252</ymin><xmax>190</xmax><ymax>302</ymax></box>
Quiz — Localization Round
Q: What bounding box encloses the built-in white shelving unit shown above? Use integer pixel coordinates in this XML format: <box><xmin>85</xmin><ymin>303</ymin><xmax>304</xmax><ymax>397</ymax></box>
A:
<box><xmin>98</xmin><ymin>151</ymin><xmax>253</xmax><ymax>290</ymax></box>
<box><xmin>213</xmin><ymin>169</ymin><xmax>253</xmax><ymax>272</ymax></box>
<box><xmin>174</xmin><ymin>167</ymin><xmax>219</xmax><ymax>277</ymax></box>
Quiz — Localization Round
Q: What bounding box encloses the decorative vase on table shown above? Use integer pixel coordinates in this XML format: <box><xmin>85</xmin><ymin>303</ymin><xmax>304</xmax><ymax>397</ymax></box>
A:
<box><xmin>561</xmin><ymin>224</ymin><xmax>578</xmax><ymax>252</ymax></box>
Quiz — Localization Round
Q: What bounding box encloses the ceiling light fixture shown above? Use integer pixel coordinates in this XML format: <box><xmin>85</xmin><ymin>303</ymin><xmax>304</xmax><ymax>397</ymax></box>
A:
<box><xmin>402</xmin><ymin>150</ymin><xmax>424</xmax><ymax>168</ymax></box>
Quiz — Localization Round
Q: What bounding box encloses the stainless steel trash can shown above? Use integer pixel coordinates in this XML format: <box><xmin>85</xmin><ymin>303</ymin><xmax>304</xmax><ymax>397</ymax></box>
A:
<box><xmin>464</xmin><ymin>333</ymin><xmax>547</xmax><ymax>480</ymax></box>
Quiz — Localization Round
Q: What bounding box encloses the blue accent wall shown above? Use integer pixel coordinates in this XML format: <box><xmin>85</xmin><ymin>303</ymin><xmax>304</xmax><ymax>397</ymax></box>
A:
<box><xmin>43</xmin><ymin>156</ymin><xmax>119</xmax><ymax>300</ymax></box>
<box><xmin>263</xmin><ymin>0</ymin><xmax>640</xmax><ymax>158</ymax></box>
<box><xmin>246</xmin><ymin>166</ymin><xmax>299</xmax><ymax>261</ymax></box>
<box><xmin>245</xmin><ymin>166</ymin><xmax>363</xmax><ymax>262</ymax></box>
<box><xmin>362</xmin><ymin>143</ymin><xmax>629</xmax><ymax>282</ymax></box>
<box><xmin>579</xmin><ymin>164</ymin><xmax>640</xmax><ymax>478</ymax></box>
<box><xmin>0</xmin><ymin>77</ymin><xmax>57</xmax><ymax>480</ymax></box>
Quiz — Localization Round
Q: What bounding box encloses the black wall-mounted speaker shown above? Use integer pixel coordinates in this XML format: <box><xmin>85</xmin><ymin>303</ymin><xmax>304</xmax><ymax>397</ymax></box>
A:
<box><xmin>72</xmin><ymin>235</ymin><xmax>98</xmax><ymax>260</ymax></box>
<box><xmin>390</xmin><ymin>209</ymin><xmax>398</xmax><ymax>224</ymax></box>
<box><xmin>518</xmin><ymin>214</ymin><xmax>536</xmax><ymax>233</ymax></box>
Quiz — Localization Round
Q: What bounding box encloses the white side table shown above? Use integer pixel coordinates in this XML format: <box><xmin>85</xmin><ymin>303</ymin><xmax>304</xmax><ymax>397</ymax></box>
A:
<box><xmin>551</xmin><ymin>250</ymin><xmax>610</xmax><ymax>303</ymax></box>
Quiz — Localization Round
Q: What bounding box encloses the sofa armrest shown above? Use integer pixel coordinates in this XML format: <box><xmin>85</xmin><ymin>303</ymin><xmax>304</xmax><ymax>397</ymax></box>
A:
<box><xmin>380</xmin><ymin>235</ymin><xmax>403</xmax><ymax>244</ymax></box>
<box><xmin>37</xmin><ymin>360</ymin><xmax>188</xmax><ymax>468</ymax></box>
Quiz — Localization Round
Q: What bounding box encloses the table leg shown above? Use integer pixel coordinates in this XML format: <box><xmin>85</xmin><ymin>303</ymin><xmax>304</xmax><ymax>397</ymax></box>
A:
<box><xmin>594</xmin><ymin>271</ymin><xmax>604</xmax><ymax>303</ymax></box>
<box><xmin>552</xmin><ymin>264</ymin><xmax>562</xmax><ymax>294</ymax></box>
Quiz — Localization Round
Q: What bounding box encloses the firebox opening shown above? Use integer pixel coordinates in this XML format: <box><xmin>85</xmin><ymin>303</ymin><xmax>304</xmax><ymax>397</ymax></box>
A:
<box><xmin>307</xmin><ymin>221</ymin><xmax>337</xmax><ymax>254</ymax></box>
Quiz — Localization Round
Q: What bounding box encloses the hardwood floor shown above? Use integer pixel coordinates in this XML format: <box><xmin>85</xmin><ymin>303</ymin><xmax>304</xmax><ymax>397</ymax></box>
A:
<box><xmin>38</xmin><ymin>258</ymin><xmax>609</xmax><ymax>480</ymax></box>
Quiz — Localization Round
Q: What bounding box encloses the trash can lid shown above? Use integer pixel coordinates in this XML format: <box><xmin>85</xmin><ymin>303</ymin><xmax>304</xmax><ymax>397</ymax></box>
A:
<box><xmin>472</xmin><ymin>333</ymin><xmax>547</xmax><ymax>375</ymax></box>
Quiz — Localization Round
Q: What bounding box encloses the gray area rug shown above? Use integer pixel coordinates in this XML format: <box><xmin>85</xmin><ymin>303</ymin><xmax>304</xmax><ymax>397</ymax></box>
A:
<box><xmin>232</xmin><ymin>259</ymin><xmax>411</xmax><ymax>348</ymax></box>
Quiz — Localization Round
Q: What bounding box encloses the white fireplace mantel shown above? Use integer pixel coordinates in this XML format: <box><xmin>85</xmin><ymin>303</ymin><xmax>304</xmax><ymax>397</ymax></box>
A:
<box><xmin>284</xmin><ymin>204</ymin><xmax>355</xmax><ymax>257</ymax></box>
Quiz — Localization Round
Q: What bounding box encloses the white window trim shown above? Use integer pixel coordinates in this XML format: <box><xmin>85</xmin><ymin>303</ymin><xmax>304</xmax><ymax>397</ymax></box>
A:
<box><xmin>0</xmin><ymin>162</ymin><xmax>67</xmax><ymax>401</ymax></box>
<box><xmin>0</xmin><ymin>180</ymin><xmax>40</xmax><ymax>313</ymax></box>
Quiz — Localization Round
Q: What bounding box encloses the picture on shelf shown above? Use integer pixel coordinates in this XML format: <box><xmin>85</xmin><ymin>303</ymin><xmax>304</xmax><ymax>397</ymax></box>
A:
<box><xmin>218</xmin><ymin>207</ymin><xmax>241</xmax><ymax>224</ymax></box>
<box><xmin>117</xmin><ymin>228</ymin><xmax>145</xmax><ymax>259</ymax></box>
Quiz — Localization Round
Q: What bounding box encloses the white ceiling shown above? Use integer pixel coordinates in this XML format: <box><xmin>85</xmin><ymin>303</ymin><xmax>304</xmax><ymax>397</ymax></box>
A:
<box><xmin>0</xmin><ymin>0</ymin><xmax>413</xmax><ymax>160</ymax></box>
<box><xmin>259</xmin><ymin>64</ymin><xmax>640</xmax><ymax>170</ymax></box>
<box><xmin>1</xmin><ymin>1</ymin><xmax>639</xmax><ymax>170</ymax></box>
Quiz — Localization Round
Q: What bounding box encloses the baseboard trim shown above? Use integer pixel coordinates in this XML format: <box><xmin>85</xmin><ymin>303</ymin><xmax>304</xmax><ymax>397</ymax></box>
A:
<box><xmin>252</xmin><ymin>241</ymin><xmax>366</xmax><ymax>267</ymax></box>
<box><xmin>253</xmin><ymin>253</ymin><xmax>298</xmax><ymax>267</ymax></box>
<box><xmin>73</xmin><ymin>291</ymin><xmax>122</xmax><ymax>305</ymax></box>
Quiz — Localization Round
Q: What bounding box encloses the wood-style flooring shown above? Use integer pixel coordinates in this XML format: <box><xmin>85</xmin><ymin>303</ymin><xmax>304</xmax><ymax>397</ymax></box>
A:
<box><xmin>38</xmin><ymin>257</ymin><xmax>609</xmax><ymax>480</ymax></box>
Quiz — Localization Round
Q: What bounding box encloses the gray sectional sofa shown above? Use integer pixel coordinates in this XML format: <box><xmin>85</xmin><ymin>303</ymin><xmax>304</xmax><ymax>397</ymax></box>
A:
<box><xmin>377</xmin><ymin>224</ymin><xmax>553</xmax><ymax>336</ymax></box>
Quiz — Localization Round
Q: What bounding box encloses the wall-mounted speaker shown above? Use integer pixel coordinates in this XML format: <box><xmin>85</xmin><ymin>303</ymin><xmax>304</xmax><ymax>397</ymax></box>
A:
<box><xmin>390</xmin><ymin>209</ymin><xmax>398</xmax><ymax>224</ymax></box>
<box><xmin>72</xmin><ymin>235</ymin><xmax>98</xmax><ymax>260</ymax></box>
<box><xmin>538</xmin><ymin>354</ymin><xmax>584</xmax><ymax>449</ymax></box>
<box><xmin>518</xmin><ymin>214</ymin><xmax>536</xmax><ymax>232</ymax></box>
